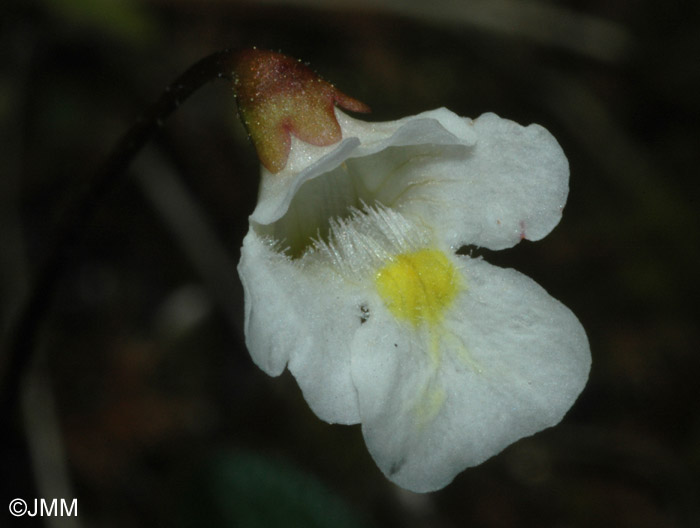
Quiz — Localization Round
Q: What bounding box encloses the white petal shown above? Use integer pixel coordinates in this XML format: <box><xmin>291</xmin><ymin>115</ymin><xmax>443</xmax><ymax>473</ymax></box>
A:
<box><xmin>238</xmin><ymin>229</ymin><xmax>366</xmax><ymax>424</ymax></box>
<box><xmin>250</xmin><ymin>108</ymin><xmax>477</xmax><ymax>226</ymax></box>
<box><xmin>419</xmin><ymin>112</ymin><xmax>570</xmax><ymax>250</ymax></box>
<box><xmin>252</xmin><ymin>109</ymin><xmax>568</xmax><ymax>258</ymax></box>
<box><xmin>350</xmin><ymin>257</ymin><xmax>590</xmax><ymax>492</ymax></box>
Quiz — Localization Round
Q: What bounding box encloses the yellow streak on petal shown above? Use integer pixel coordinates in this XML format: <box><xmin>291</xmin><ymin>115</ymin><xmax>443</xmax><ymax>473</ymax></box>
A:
<box><xmin>414</xmin><ymin>386</ymin><xmax>447</xmax><ymax>428</ymax></box>
<box><xmin>375</xmin><ymin>249</ymin><xmax>471</xmax><ymax>428</ymax></box>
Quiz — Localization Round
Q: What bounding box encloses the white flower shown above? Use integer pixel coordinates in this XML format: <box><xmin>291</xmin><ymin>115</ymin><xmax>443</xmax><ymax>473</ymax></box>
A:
<box><xmin>237</xmin><ymin>105</ymin><xmax>591</xmax><ymax>493</ymax></box>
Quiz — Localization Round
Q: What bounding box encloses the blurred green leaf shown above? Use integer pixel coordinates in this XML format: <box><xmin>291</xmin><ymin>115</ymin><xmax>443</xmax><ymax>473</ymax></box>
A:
<box><xmin>41</xmin><ymin>0</ymin><xmax>157</xmax><ymax>43</ymax></box>
<box><xmin>178</xmin><ymin>450</ymin><xmax>371</xmax><ymax>528</ymax></box>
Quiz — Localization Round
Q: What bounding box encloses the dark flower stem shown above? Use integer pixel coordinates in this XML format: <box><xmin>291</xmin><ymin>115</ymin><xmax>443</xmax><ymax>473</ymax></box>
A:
<box><xmin>1</xmin><ymin>48</ymin><xmax>241</xmax><ymax>416</ymax></box>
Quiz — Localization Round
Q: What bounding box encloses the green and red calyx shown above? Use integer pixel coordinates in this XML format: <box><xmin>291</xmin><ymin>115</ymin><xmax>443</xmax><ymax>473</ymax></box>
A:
<box><xmin>232</xmin><ymin>49</ymin><xmax>370</xmax><ymax>173</ymax></box>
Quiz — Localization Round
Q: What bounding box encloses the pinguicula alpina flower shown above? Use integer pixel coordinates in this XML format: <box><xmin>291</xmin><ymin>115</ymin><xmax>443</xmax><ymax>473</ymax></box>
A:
<box><xmin>232</xmin><ymin>49</ymin><xmax>591</xmax><ymax>493</ymax></box>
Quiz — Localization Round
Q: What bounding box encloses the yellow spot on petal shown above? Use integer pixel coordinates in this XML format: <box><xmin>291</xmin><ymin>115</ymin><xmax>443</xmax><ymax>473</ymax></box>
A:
<box><xmin>375</xmin><ymin>248</ymin><xmax>463</xmax><ymax>327</ymax></box>
<box><xmin>375</xmin><ymin>249</ymin><xmax>474</xmax><ymax>428</ymax></box>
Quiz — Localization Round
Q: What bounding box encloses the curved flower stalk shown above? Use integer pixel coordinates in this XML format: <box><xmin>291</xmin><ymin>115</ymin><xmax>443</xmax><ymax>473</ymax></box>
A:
<box><xmin>234</xmin><ymin>49</ymin><xmax>590</xmax><ymax>493</ymax></box>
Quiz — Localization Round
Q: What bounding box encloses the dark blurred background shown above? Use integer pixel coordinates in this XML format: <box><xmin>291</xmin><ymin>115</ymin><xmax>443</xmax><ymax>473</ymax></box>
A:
<box><xmin>1</xmin><ymin>0</ymin><xmax>699</xmax><ymax>526</ymax></box>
